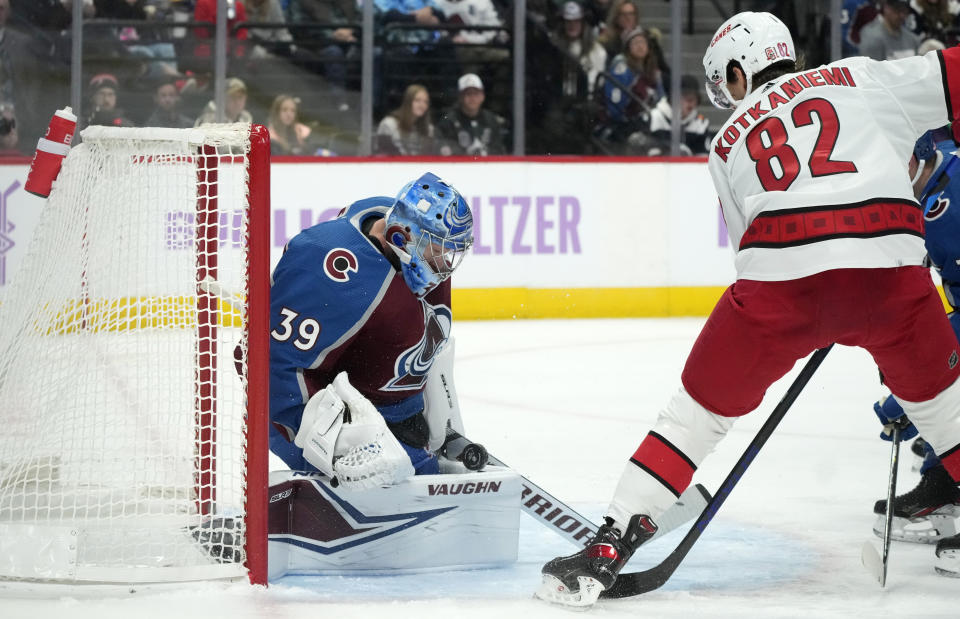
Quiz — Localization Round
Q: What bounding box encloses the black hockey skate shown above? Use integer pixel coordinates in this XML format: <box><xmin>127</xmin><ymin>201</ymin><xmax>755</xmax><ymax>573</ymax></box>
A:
<box><xmin>535</xmin><ymin>514</ymin><xmax>657</xmax><ymax>607</ymax></box>
<box><xmin>935</xmin><ymin>532</ymin><xmax>960</xmax><ymax>577</ymax></box>
<box><xmin>873</xmin><ymin>465</ymin><xmax>960</xmax><ymax>544</ymax></box>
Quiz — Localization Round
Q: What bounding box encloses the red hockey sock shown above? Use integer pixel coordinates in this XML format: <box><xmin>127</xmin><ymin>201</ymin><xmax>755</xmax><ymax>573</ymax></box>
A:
<box><xmin>941</xmin><ymin>444</ymin><xmax>960</xmax><ymax>482</ymax></box>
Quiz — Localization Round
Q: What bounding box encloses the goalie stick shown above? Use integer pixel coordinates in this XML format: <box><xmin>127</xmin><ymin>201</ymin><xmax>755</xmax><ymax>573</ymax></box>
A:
<box><xmin>442</xmin><ymin>429</ymin><xmax>712</xmax><ymax>548</ymax></box>
<box><xmin>600</xmin><ymin>344</ymin><xmax>833</xmax><ymax>598</ymax></box>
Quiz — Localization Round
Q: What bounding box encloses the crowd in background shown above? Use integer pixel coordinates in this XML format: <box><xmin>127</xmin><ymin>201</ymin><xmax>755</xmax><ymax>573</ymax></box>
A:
<box><xmin>0</xmin><ymin>1</ymin><xmax>957</xmax><ymax>158</ymax></box>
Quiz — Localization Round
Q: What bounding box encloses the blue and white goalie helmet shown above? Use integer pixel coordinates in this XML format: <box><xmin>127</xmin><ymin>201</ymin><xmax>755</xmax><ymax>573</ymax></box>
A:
<box><xmin>702</xmin><ymin>11</ymin><xmax>795</xmax><ymax>109</ymax></box>
<box><xmin>385</xmin><ymin>172</ymin><xmax>473</xmax><ymax>297</ymax></box>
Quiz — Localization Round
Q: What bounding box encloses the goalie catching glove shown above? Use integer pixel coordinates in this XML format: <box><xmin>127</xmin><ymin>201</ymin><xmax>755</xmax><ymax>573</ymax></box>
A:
<box><xmin>294</xmin><ymin>372</ymin><xmax>414</xmax><ymax>489</ymax></box>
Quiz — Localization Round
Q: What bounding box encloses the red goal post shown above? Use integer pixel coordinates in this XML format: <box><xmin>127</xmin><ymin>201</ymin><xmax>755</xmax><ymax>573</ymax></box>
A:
<box><xmin>0</xmin><ymin>123</ymin><xmax>269</xmax><ymax>585</ymax></box>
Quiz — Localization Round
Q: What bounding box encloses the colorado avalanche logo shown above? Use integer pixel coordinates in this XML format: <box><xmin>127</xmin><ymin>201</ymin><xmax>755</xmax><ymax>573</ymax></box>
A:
<box><xmin>323</xmin><ymin>248</ymin><xmax>359</xmax><ymax>282</ymax></box>
<box><xmin>383</xmin><ymin>303</ymin><xmax>452</xmax><ymax>390</ymax></box>
<box><xmin>925</xmin><ymin>195</ymin><xmax>950</xmax><ymax>221</ymax></box>
<box><xmin>443</xmin><ymin>199</ymin><xmax>473</xmax><ymax>241</ymax></box>
<box><xmin>386</xmin><ymin>224</ymin><xmax>410</xmax><ymax>249</ymax></box>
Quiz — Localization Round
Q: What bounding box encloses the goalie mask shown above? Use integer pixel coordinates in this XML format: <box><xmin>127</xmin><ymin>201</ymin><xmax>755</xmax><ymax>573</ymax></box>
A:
<box><xmin>702</xmin><ymin>11</ymin><xmax>795</xmax><ymax>109</ymax></box>
<box><xmin>385</xmin><ymin>172</ymin><xmax>473</xmax><ymax>297</ymax></box>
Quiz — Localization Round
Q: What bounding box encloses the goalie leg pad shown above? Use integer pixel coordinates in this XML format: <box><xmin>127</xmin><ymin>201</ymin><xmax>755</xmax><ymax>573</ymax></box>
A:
<box><xmin>266</xmin><ymin>468</ymin><xmax>521</xmax><ymax>578</ymax></box>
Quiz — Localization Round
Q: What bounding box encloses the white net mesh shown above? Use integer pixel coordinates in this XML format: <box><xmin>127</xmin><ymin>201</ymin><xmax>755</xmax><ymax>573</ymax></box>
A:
<box><xmin>0</xmin><ymin>124</ymin><xmax>257</xmax><ymax>583</ymax></box>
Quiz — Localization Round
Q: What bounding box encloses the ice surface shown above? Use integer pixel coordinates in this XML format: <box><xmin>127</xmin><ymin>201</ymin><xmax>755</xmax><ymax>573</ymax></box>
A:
<box><xmin>2</xmin><ymin>318</ymin><xmax>957</xmax><ymax>618</ymax></box>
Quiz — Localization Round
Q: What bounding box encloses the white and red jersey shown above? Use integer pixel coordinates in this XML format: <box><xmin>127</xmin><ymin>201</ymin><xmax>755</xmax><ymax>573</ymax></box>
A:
<box><xmin>709</xmin><ymin>47</ymin><xmax>960</xmax><ymax>281</ymax></box>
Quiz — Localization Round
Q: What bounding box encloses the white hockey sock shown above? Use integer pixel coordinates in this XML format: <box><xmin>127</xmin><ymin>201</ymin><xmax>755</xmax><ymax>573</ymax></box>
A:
<box><xmin>607</xmin><ymin>387</ymin><xmax>735</xmax><ymax>531</ymax></box>
<box><xmin>898</xmin><ymin>377</ymin><xmax>960</xmax><ymax>477</ymax></box>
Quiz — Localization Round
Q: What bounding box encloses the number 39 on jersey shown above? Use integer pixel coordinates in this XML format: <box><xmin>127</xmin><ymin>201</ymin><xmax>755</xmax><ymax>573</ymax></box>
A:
<box><xmin>271</xmin><ymin>307</ymin><xmax>321</xmax><ymax>351</ymax></box>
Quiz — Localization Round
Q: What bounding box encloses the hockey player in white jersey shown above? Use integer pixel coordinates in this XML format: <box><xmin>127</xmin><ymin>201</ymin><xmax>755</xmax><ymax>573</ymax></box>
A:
<box><xmin>537</xmin><ymin>11</ymin><xmax>960</xmax><ymax>606</ymax></box>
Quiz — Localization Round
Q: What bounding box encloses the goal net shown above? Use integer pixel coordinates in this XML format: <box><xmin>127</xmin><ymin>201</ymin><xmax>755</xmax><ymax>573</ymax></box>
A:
<box><xmin>0</xmin><ymin>124</ymin><xmax>269</xmax><ymax>584</ymax></box>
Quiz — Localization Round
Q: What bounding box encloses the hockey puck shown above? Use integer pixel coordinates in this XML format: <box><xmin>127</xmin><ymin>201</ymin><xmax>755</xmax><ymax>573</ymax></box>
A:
<box><xmin>458</xmin><ymin>442</ymin><xmax>489</xmax><ymax>470</ymax></box>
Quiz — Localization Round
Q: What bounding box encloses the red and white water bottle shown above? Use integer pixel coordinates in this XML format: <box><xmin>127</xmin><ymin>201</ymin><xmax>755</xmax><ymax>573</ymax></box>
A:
<box><xmin>25</xmin><ymin>106</ymin><xmax>78</xmax><ymax>198</ymax></box>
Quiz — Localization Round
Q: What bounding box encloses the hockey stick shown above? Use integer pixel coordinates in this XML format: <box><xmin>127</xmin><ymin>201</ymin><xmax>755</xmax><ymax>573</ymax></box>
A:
<box><xmin>600</xmin><ymin>344</ymin><xmax>834</xmax><ymax>599</ymax></box>
<box><xmin>861</xmin><ymin>423</ymin><xmax>902</xmax><ymax>587</ymax></box>
<box><xmin>442</xmin><ymin>430</ymin><xmax>713</xmax><ymax>548</ymax></box>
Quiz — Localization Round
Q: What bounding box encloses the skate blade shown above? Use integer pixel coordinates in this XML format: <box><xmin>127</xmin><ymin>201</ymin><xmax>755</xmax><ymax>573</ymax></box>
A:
<box><xmin>872</xmin><ymin>513</ymin><xmax>960</xmax><ymax>544</ymax></box>
<box><xmin>935</xmin><ymin>549</ymin><xmax>960</xmax><ymax>578</ymax></box>
<box><xmin>534</xmin><ymin>574</ymin><xmax>603</xmax><ymax>608</ymax></box>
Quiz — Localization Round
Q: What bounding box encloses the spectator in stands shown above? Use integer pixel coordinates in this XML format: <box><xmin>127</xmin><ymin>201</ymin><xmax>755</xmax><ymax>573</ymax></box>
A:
<box><xmin>627</xmin><ymin>74</ymin><xmax>711</xmax><ymax>157</ymax></box>
<box><xmin>94</xmin><ymin>0</ymin><xmax>181</xmax><ymax>78</ymax></box>
<box><xmin>85</xmin><ymin>73</ymin><xmax>135</xmax><ymax>128</ymax></box>
<box><xmin>918</xmin><ymin>36</ymin><xmax>947</xmax><ymax>55</ymax></box>
<box><xmin>597</xmin><ymin>26</ymin><xmax>662</xmax><ymax>145</ymax></box>
<box><xmin>434</xmin><ymin>0</ymin><xmax>507</xmax><ymax>72</ymax></box>
<box><xmin>245</xmin><ymin>0</ymin><xmax>294</xmax><ymax>55</ymax></box>
<box><xmin>286</xmin><ymin>0</ymin><xmax>357</xmax><ymax>38</ymax></box>
<box><xmin>195</xmin><ymin>0</ymin><xmax>249</xmax><ymax>38</ymax></box>
<box><xmin>552</xmin><ymin>1</ymin><xmax>606</xmax><ymax>97</ymax></box>
<box><xmin>178</xmin><ymin>69</ymin><xmax>214</xmax><ymax>119</ymax></box>
<box><xmin>1</xmin><ymin>0</ymin><xmax>49</xmax><ymax>153</ymax></box>
<box><xmin>907</xmin><ymin>0</ymin><xmax>960</xmax><ymax>46</ymax></box>
<box><xmin>144</xmin><ymin>77</ymin><xmax>193</xmax><ymax>128</ymax></box>
<box><xmin>268</xmin><ymin>94</ymin><xmax>313</xmax><ymax>155</ymax></box>
<box><xmin>597</xmin><ymin>0</ymin><xmax>639</xmax><ymax>59</ymax></box>
<box><xmin>286</xmin><ymin>0</ymin><xmax>358</xmax><ymax>43</ymax></box>
<box><xmin>375</xmin><ymin>0</ymin><xmax>444</xmax><ymax>44</ymax></box>
<box><xmin>584</xmin><ymin>0</ymin><xmax>611</xmax><ymax>30</ymax></box>
<box><xmin>0</xmin><ymin>102</ymin><xmax>18</xmax><ymax>157</ymax></box>
<box><xmin>859</xmin><ymin>0</ymin><xmax>921</xmax><ymax>60</ymax></box>
<box><xmin>437</xmin><ymin>73</ymin><xmax>506</xmax><ymax>156</ymax></box>
<box><xmin>10</xmin><ymin>0</ymin><xmax>71</xmax><ymax>32</ymax></box>
<box><xmin>840</xmin><ymin>0</ymin><xmax>875</xmax><ymax>56</ymax></box>
<box><xmin>194</xmin><ymin>0</ymin><xmax>250</xmax><ymax>58</ymax></box>
<box><xmin>434</xmin><ymin>0</ymin><xmax>503</xmax><ymax>46</ymax></box>
<box><xmin>375</xmin><ymin>83</ymin><xmax>436</xmax><ymax>155</ymax></box>
<box><xmin>843</xmin><ymin>0</ymin><xmax>879</xmax><ymax>57</ymax></box>
<box><xmin>194</xmin><ymin>77</ymin><xmax>253</xmax><ymax>125</ymax></box>
<box><xmin>284</xmin><ymin>0</ymin><xmax>358</xmax><ymax>95</ymax></box>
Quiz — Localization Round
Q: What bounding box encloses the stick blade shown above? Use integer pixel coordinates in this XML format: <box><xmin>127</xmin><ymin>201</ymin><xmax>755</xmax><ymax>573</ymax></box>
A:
<box><xmin>599</xmin><ymin>565</ymin><xmax>672</xmax><ymax>599</ymax></box>
<box><xmin>648</xmin><ymin>484</ymin><xmax>712</xmax><ymax>543</ymax></box>
<box><xmin>599</xmin><ymin>484</ymin><xmax>713</xmax><ymax>599</ymax></box>
<box><xmin>860</xmin><ymin>540</ymin><xmax>885</xmax><ymax>586</ymax></box>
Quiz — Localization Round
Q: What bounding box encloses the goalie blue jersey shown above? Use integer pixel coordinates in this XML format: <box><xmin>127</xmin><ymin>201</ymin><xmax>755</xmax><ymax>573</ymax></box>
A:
<box><xmin>924</xmin><ymin>140</ymin><xmax>960</xmax><ymax>312</ymax></box>
<box><xmin>269</xmin><ymin>197</ymin><xmax>452</xmax><ymax>471</ymax></box>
